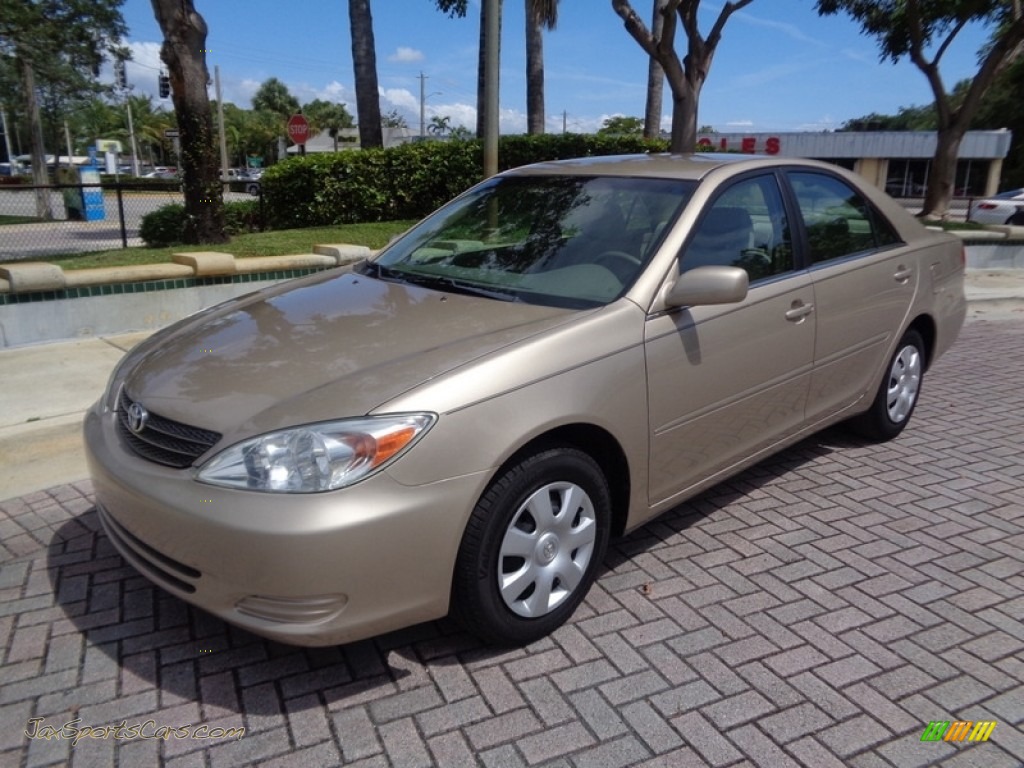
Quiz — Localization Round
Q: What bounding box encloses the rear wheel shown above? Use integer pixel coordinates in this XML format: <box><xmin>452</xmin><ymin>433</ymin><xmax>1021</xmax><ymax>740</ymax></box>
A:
<box><xmin>452</xmin><ymin>447</ymin><xmax>610</xmax><ymax>645</ymax></box>
<box><xmin>851</xmin><ymin>329</ymin><xmax>925</xmax><ymax>441</ymax></box>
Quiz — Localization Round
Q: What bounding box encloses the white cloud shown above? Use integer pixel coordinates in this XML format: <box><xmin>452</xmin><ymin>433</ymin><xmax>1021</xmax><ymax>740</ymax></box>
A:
<box><xmin>236</xmin><ymin>79</ymin><xmax>262</xmax><ymax>107</ymax></box>
<box><xmin>388</xmin><ymin>47</ymin><xmax>424</xmax><ymax>63</ymax></box>
<box><xmin>380</xmin><ymin>87</ymin><xmax>420</xmax><ymax>113</ymax></box>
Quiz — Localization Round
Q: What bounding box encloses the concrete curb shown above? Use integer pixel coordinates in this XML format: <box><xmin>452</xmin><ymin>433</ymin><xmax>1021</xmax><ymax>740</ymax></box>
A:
<box><xmin>0</xmin><ymin>243</ymin><xmax>374</xmax><ymax>295</ymax></box>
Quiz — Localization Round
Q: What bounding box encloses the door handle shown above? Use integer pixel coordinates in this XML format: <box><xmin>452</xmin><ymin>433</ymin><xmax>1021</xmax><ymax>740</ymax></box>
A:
<box><xmin>893</xmin><ymin>265</ymin><xmax>913</xmax><ymax>282</ymax></box>
<box><xmin>785</xmin><ymin>301</ymin><xmax>814</xmax><ymax>322</ymax></box>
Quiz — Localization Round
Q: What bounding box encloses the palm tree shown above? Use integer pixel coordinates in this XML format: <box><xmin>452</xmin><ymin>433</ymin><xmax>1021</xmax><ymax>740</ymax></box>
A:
<box><xmin>348</xmin><ymin>0</ymin><xmax>383</xmax><ymax>149</ymax></box>
<box><xmin>304</xmin><ymin>99</ymin><xmax>355</xmax><ymax>151</ymax></box>
<box><xmin>526</xmin><ymin>0</ymin><xmax>557</xmax><ymax>134</ymax></box>
<box><xmin>251</xmin><ymin>78</ymin><xmax>300</xmax><ymax>122</ymax></box>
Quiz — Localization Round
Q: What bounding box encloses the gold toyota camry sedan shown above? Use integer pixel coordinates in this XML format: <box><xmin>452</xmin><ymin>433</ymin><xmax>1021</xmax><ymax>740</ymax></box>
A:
<box><xmin>85</xmin><ymin>154</ymin><xmax>966</xmax><ymax>646</ymax></box>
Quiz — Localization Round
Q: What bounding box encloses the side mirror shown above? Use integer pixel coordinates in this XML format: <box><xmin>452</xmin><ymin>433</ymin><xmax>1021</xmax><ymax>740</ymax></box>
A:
<box><xmin>663</xmin><ymin>265</ymin><xmax>749</xmax><ymax>308</ymax></box>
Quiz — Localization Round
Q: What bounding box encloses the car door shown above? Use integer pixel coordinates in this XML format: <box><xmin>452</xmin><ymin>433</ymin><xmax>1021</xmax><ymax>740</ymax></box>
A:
<box><xmin>645</xmin><ymin>173</ymin><xmax>816</xmax><ymax>507</ymax></box>
<box><xmin>785</xmin><ymin>171</ymin><xmax>916</xmax><ymax>421</ymax></box>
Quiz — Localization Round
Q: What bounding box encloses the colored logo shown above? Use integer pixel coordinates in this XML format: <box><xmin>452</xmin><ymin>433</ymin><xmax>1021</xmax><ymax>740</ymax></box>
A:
<box><xmin>920</xmin><ymin>721</ymin><xmax>997</xmax><ymax>742</ymax></box>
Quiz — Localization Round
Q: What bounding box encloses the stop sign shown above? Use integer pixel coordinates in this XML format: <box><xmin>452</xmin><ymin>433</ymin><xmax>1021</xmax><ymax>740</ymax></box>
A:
<box><xmin>287</xmin><ymin>114</ymin><xmax>310</xmax><ymax>145</ymax></box>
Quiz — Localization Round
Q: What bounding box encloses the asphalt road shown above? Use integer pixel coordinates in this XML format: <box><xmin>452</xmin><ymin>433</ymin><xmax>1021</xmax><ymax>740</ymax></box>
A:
<box><xmin>1</xmin><ymin>316</ymin><xmax>1021</xmax><ymax>767</ymax></box>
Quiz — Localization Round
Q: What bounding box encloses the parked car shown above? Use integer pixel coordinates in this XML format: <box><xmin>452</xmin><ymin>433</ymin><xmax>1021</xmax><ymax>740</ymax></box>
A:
<box><xmin>85</xmin><ymin>154</ymin><xmax>966</xmax><ymax>647</ymax></box>
<box><xmin>242</xmin><ymin>170</ymin><xmax>262</xmax><ymax>196</ymax></box>
<box><xmin>968</xmin><ymin>188</ymin><xmax>1024</xmax><ymax>225</ymax></box>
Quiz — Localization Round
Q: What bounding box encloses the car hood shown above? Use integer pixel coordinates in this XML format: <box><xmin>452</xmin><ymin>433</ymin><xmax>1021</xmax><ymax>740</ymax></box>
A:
<box><xmin>121</xmin><ymin>271</ymin><xmax>576</xmax><ymax>440</ymax></box>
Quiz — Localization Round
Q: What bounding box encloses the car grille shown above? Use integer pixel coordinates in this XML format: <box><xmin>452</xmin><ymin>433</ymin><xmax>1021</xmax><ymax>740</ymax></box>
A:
<box><xmin>117</xmin><ymin>389</ymin><xmax>222</xmax><ymax>468</ymax></box>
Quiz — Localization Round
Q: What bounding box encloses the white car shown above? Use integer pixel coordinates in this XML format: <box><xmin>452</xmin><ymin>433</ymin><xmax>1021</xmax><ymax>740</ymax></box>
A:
<box><xmin>968</xmin><ymin>188</ymin><xmax>1024</xmax><ymax>225</ymax></box>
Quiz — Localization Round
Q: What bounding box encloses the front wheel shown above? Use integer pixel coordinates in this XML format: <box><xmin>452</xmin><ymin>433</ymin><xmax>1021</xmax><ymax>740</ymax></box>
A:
<box><xmin>452</xmin><ymin>447</ymin><xmax>611</xmax><ymax>645</ymax></box>
<box><xmin>851</xmin><ymin>329</ymin><xmax>925</xmax><ymax>441</ymax></box>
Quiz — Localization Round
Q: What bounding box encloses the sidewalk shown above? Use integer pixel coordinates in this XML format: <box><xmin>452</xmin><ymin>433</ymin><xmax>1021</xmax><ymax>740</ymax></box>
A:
<box><xmin>1</xmin><ymin>269</ymin><xmax>1022</xmax><ymax>502</ymax></box>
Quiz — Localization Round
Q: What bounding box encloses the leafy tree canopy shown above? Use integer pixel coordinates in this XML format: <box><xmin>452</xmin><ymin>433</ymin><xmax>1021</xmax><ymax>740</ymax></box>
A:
<box><xmin>433</xmin><ymin>0</ymin><xmax>469</xmax><ymax>18</ymax></box>
<box><xmin>382</xmin><ymin>109</ymin><xmax>409</xmax><ymax>128</ymax></box>
<box><xmin>816</xmin><ymin>0</ymin><xmax>1016</xmax><ymax>64</ymax></box>
<box><xmin>303</xmin><ymin>99</ymin><xmax>355</xmax><ymax>134</ymax></box>
<box><xmin>251</xmin><ymin>77</ymin><xmax>300</xmax><ymax>120</ymax></box>
<box><xmin>597</xmin><ymin>115</ymin><xmax>644</xmax><ymax>136</ymax></box>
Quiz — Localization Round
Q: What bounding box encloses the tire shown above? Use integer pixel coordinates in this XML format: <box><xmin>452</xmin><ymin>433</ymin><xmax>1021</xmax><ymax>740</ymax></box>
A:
<box><xmin>1007</xmin><ymin>209</ymin><xmax>1024</xmax><ymax>226</ymax></box>
<box><xmin>452</xmin><ymin>447</ymin><xmax>611</xmax><ymax>645</ymax></box>
<box><xmin>851</xmin><ymin>329</ymin><xmax>925</xmax><ymax>441</ymax></box>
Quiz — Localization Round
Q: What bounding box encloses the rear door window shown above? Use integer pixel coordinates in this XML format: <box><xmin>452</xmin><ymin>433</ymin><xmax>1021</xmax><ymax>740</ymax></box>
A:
<box><xmin>787</xmin><ymin>172</ymin><xmax>901</xmax><ymax>264</ymax></box>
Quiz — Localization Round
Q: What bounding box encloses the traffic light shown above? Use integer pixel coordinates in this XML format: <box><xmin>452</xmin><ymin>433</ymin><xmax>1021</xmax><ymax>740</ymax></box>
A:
<box><xmin>159</xmin><ymin>73</ymin><xmax>170</xmax><ymax>99</ymax></box>
<box><xmin>114</xmin><ymin>60</ymin><xmax>127</xmax><ymax>90</ymax></box>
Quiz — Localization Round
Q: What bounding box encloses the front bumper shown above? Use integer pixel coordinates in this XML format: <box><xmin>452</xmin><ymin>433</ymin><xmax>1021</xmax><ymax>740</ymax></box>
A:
<box><xmin>84</xmin><ymin>402</ymin><xmax>486</xmax><ymax>646</ymax></box>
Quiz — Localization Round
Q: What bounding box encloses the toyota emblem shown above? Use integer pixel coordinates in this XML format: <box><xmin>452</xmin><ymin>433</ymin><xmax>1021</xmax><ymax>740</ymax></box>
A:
<box><xmin>126</xmin><ymin>402</ymin><xmax>149</xmax><ymax>434</ymax></box>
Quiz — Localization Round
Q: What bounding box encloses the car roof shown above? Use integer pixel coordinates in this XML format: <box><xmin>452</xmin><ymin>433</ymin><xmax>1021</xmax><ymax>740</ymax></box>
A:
<box><xmin>503</xmin><ymin>152</ymin><xmax>829</xmax><ymax>181</ymax></box>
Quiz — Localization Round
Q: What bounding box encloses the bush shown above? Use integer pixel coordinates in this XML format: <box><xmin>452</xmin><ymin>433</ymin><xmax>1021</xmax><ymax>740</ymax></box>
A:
<box><xmin>139</xmin><ymin>203</ymin><xmax>186</xmax><ymax>247</ymax></box>
<box><xmin>264</xmin><ymin>133</ymin><xmax>670</xmax><ymax>230</ymax></box>
<box><xmin>223</xmin><ymin>200</ymin><xmax>262</xmax><ymax>235</ymax></box>
<box><xmin>139</xmin><ymin>200</ymin><xmax>263</xmax><ymax>245</ymax></box>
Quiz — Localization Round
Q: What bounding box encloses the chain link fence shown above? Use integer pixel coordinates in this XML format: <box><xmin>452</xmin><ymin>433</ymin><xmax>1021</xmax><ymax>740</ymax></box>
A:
<box><xmin>0</xmin><ymin>182</ymin><xmax>262</xmax><ymax>262</ymax></box>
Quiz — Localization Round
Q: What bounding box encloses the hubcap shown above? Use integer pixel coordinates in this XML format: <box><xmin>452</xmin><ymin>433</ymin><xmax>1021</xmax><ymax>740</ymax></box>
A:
<box><xmin>886</xmin><ymin>343</ymin><xmax>922</xmax><ymax>423</ymax></box>
<box><xmin>498</xmin><ymin>481</ymin><xmax>597</xmax><ymax>618</ymax></box>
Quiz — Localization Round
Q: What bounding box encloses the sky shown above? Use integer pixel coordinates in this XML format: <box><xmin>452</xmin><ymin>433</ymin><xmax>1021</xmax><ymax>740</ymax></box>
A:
<box><xmin>114</xmin><ymin>0</ymin><xmax>995</xmax><ymax>136</ymax></box>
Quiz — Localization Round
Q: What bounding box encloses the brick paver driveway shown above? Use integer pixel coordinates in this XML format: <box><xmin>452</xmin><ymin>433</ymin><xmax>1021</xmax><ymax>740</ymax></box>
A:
<box><xmin>2</xmin><ymin>317</ymin><xmax>1022</xmax><ymax>768</ymax></box>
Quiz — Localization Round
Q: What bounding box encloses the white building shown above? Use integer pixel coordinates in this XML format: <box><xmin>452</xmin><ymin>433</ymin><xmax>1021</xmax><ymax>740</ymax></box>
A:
<box><xmin>697</xmin><ymin>130</ymin><xmax>1014</xmax><ymax>198</ymax></box>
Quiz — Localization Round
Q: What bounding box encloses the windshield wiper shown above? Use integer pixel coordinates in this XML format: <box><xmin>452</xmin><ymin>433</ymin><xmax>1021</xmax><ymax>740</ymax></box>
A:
<box><xmin>407</xmin><ymin>273</ymin><xmax>521</xmax><ymax>302</ymax></box>
<box><xmin>366</xmin><ymin>263</ymin><xmax>520</xmax><ymax>302</ymax></box>
<box><xmin>362</xmin><ymin>261</ymin><xmax>404</xmax><ymax>281</ymax></box>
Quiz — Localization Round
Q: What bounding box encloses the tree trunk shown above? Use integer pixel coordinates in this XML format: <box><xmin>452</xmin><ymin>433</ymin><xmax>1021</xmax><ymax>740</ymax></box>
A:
<box><xmin>667</xmin><ymin>74</ymin><xmax>699</xmax><ymax>154</ymax></box>
<box><xmin>348</xmin><ymin>0</ymin><xmax>383</xmax><ymax>149</ymax></box>
<box><xmin>643</xmin><ymin>0</ymin><xmax>666</xmax><ymax>140</ymax></box>
<box><xmin>526</xmin><ymin>7</ymin><xmax>545</xmax><ymax>134</ymax></box>
<box><xmin>22</xmin><ymin>59</ymin><xmax>52</xmax><ymax>220</ymax></box>
<box><xmin>920</xmin><ymin>124</ymin><xmax>965</xmax><ymax>220</ymax></box>
<box><xmin>150</xmin><ymin>0</ymin><xmax>227</xmax><ymax>245</ymax></box>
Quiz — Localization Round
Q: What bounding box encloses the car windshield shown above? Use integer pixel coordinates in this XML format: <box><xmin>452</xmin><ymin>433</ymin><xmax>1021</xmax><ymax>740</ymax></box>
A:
<box><xmin>369</xmin><ymin>174</ymin><xmax>695</xmax><ymax>308</ymax></box>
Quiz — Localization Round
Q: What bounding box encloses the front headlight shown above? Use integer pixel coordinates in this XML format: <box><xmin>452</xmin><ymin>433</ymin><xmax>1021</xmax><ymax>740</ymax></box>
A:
<box><xmin>195</xmin><ymin>413</ymin><xmax>435</xmax><ymax>493</ymax></box>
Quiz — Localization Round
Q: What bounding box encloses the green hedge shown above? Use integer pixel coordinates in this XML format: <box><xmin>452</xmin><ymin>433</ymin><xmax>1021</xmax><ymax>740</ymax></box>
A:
<box><xmin>138</xmin><ymin>200</ymin><xmax>263</xmax><ymax>247</ymax></box>
<box><xmin>264</xmin><ymin>134</ymin><xmax>669</xmax><ymax>229</ymax></box>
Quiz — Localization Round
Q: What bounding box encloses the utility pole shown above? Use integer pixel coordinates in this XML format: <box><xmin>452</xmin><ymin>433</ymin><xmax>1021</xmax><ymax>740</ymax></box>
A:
<box><xmin>215</xmin><ymin>66</ymin><xmax>230</xmax><ymax>182</ymax></box>
<box><xmin>419</xmin><ymin>72</ymin><xmax>427</xmax><ymax>139</ymax></box>
<box><xmin>116</xmin><ymin>58</ymin><xmax>141</xmax><ymax>175</ymax></box>
<box><xmin>2</xmin><ymin>109</ymin><xmax>18</xmax><ymax>167</ymax></box>
<box><xmin>125</xmin><ymin>100</ymin><xmax>141</xmax><ymax>175</ymax></box>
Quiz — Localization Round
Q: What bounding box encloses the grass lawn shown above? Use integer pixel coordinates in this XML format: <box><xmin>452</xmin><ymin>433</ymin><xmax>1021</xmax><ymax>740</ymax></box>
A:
<box><xmin>0</xmin><ymin>214</ymin><xmax>41</xmax><ymax>226</ymax></box>
<box><xmin>45</xmin><ymin>221</ymin><xmax>416</xmax><ymax>270</ymax></box>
